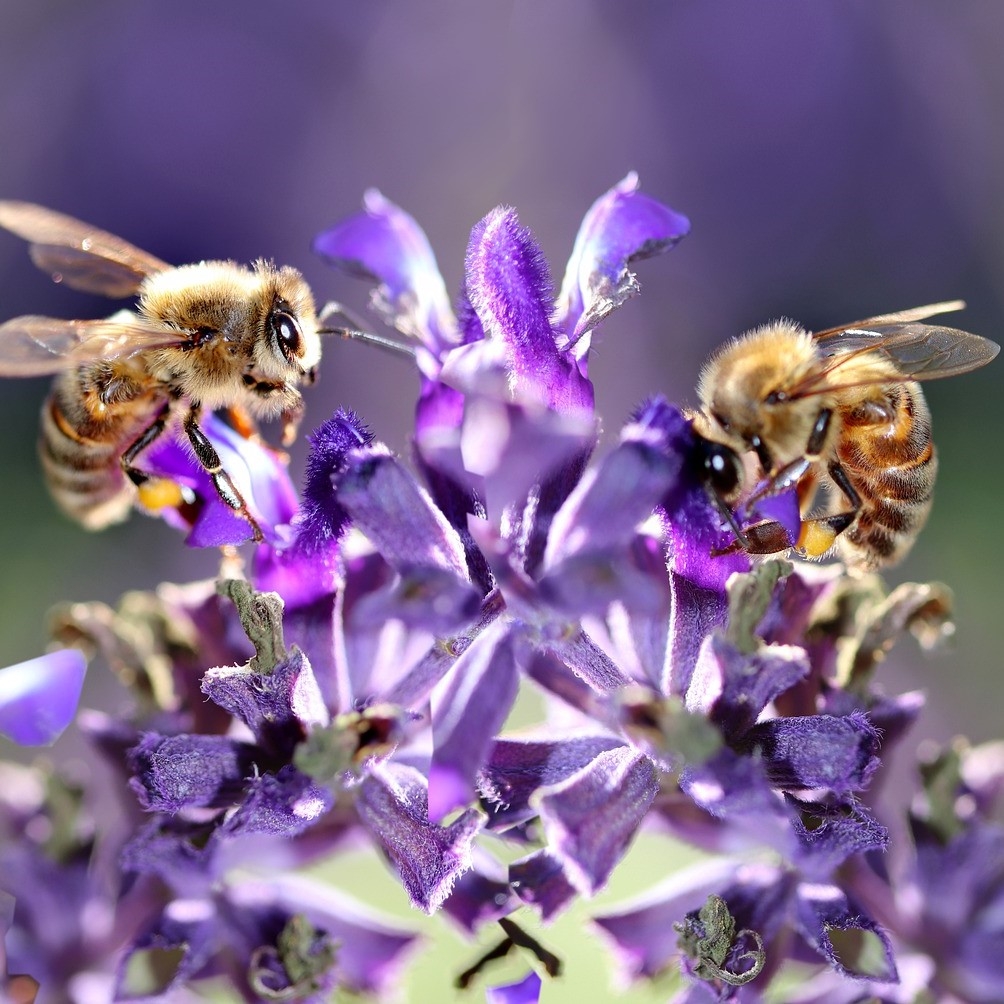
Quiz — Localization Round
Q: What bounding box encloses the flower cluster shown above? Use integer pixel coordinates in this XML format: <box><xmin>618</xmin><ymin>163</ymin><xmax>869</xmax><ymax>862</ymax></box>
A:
<box><xmin>0</xmin><ymin>176</ymin><xmax>1000</xmax><ymax>1003</ymax></box>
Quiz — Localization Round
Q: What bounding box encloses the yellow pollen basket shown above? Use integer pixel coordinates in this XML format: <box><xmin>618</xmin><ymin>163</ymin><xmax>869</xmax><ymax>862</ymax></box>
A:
<box><xmin>798</xmin><ymin>521</ymin><xmax>838</xmax><ymax>558</ymax></box>
<box><xmin>137</xmin><ymin>478</ymin><xmax>188</xmax><ymax>513</ymax></box>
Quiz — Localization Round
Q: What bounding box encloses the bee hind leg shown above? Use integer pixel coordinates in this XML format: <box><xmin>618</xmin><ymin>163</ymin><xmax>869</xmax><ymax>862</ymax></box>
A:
<box><xmin>121</xmin><ymin>404</ymin><xmax>195</xmax><ymax>513</ymax></box>
<box><xmin>184</xmin><ymin>409</ymin><xmax>264</xmax><ymax>543</ymax></box>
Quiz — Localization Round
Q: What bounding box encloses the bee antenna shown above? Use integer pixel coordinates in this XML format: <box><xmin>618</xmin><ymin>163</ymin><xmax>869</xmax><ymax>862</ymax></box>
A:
<box><xmin>317</xmin><ymin>325</ymin><xmax>416</xmax><ymax>358</ymax></box>
<box><xmin>316</xmin><ymin>300</ymin><xmax>415</xmax><ymax>358</ymax></box>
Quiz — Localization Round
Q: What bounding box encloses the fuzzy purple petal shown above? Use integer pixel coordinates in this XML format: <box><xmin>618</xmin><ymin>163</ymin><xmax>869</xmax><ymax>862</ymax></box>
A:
<box><xmin>678</xmin><ymin>750</ymin><xmax>795</xmax><ymax>854</ymax></box>
<box><xmin>555</xmin><ymin>172</ymin><xmax>690</xmax><ymax>351</ymax></box>
<box><xmin>478</xmin><ymin>735</ymin><xmax>628</xmax><ymax>833</ymax></box>
<box><xmin>128</xmin><ymin>733</ymin><xmax>257</xmax><ymax>812</ymax></box>
<box><xmin>509</xmin><ymin>850</ymin><xmax>578</xmax><ymax>921</ymax></box>
<box><xmin>254</xmin><ymin>410</ymin><xmax>374</xmax><ymax>607</ymax></box>
<box><xmin>686</xmin><ymin>635</ymin><xmax>810</xmax><ymax>740</ymax></box>
<box><xmin>336</xmin><ymin>446</ymin><xmax>471</xmax><ymax>582</ymax></box>
<box><xmin>0</xmin><ymin>649</ymin><xmax>86</xmax><ymax>746</ymax></box>
<box><xmin>356</xmin><ymin>762</ymin><xmax>482</xmax><ymax>913</ymax></box>
<box><xmin>793</xmin><ymin>883</ymin><xmax>897</xmax><ymax>982</ymax></box>
<box><xmin>314</xmin><ymin>188</ymin><xmax>458</xmax><ymax>362</ymax></box>
<box><xmin>428</xmin><ymin>619</ymin><xmax>520</xmax><ymax>822</ymax></box>
<box><xmin>142</xmin><ymin>411</ymin><xmax>298</xmax><ymax>548</ymax></box>
<box><xmin>441</xmin><ymin>857</ymin><xmax>520</xmax><ymax>934</ymax></box>
<box><xmin>746</xmin><ymin>712</ymin><xmax>880</xmax><ymax>795</ymax></box>
<box><xmin>217</xmin><ymin>766</ymin><xmax>333</xmax><ymax>840</ymax></box>
<box><xmin>202</xmin><ymin>648</ymin><xmax>328</xmax><ymax>758</ymax></box>
<box><xmin>486</xmin><ymin>970</ymin><xmax>542</xmax><ymax>1004</ymax></box>
<box><xmin>462</xmin><ymin>207</ymin><xmax>592</xmax><ymax>414</ymax></box>
<box><xmin>788</xmin><ymin>797</ymin><xmax>888</xmax><ymax>879</ymax></box>
<box><xmin>460</xmin><ymin>397</ymin><xmax>596</xmax><ymax>529</ymax></box>
<box><xmin>537</xmin><ymin>746</ymin><xmax>658</xmax><ymax>896</ymax></box>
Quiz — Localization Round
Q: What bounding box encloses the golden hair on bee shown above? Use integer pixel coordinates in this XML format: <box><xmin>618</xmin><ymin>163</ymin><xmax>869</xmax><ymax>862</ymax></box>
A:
<box><xmin>693</xmin><ymin>302</ymin><xmax>999</xmax><ymax>570</ymax></box>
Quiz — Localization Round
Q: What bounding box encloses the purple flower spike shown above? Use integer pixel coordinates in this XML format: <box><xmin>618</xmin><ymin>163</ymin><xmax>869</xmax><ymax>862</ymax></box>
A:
<box><xmin>486</xmin><ymin>969</ymin><xmax>542</xmax><ymax>1004</ymax></box>
<box><xmin>555</xmin><ymin>171</ymin><xmax>691</xmax><ymax>352</ymax></box>
<box><xmin>356</xmin><ymin>762</ymin><xmax>483</xmax><ymax>913</ymax></box>
<box><xmin>314</xmin><ymin>188</ymin><xmax>459</xmax><ymax>366</ymax></box>
<box><xmin>0</xmin><ymin>648</ymin><xmax>86</xmax><ymax>746</ymax></box>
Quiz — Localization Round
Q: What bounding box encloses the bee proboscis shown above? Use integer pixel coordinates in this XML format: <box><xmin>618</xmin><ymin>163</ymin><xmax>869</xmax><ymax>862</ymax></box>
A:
<box><xmin>692</xmin><ymin>301</ymin><xmax>999</xmax><ymax>569</ymax></box>
<box><xmin>0</xmin><ymin>201</ymin><xmax>409</xmax><ymax>541</ymax></box>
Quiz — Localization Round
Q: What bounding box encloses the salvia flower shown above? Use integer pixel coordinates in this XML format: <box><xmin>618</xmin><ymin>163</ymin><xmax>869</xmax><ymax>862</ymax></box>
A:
<box><xmin>0</xmin><ymin>178</ymin><xmax>994</xmax><ymax>1003</ymax></box>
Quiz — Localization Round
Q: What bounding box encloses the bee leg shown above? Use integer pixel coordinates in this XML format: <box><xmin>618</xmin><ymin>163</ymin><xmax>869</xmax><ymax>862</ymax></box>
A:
<box><xmin>183</xmin><ymin>410</ymin><xmax>264</xmax><ymax>543</ymax></box>
<box><xmin>278</xmin><ymin>396</ymin><xmax>305</xmax><ymax>447</ymax></box>
<box><xmin>118</xmin><ymin>404</ymin><xmax>193</xmax><ymax>512</ymax></box>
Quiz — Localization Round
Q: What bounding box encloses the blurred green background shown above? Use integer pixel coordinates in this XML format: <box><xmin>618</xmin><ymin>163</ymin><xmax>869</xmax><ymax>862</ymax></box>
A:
<box><xmin>0</xmin><ymin>2</ymin><xmax>1002</xmax><ymax>998</ymax></box>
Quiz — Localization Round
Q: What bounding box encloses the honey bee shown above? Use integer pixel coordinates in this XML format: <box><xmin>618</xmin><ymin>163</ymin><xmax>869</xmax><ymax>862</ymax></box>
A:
<box><xmin>0</xmin><ymin>202</ymin><xmax>405</xmax><ymax>541</ymax></box>
<box><xmin>692</xmin><ymin>301</ymin><xmax>999</xmax><ymax>569</ymax></box>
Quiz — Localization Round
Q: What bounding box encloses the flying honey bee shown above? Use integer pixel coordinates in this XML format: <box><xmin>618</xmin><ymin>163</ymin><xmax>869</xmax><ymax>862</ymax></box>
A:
<box><xmin>691</xmin><ymin>301</ymin><xmax>999</xmax><ymax>570</ymax></box>
<box><xmin>0</xmin><ymin>202</ymin><xmax>408</xmax><ymax>541</ymax></box>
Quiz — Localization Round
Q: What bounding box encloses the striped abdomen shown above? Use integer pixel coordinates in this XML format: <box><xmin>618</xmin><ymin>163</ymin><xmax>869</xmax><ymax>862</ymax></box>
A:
<box><xmin>833</xmin><ymin>381</ymin><xmax>936</xmax><ymax>569</ymax></box>
<box><xmin>38</xmin><ymin>365</ymin><xmax>162</xmax><ymax>529</ymax></box>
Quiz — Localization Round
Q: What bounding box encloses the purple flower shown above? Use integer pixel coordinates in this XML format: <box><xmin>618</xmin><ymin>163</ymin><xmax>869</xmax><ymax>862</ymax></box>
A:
<box><xmin>0</xmin><ymin>648</ymin><xmax>86</xmax><ymax>745</ymax></box>
<box><xmin>0</xmin><ymin>179</ymin><xmax>986</xmax><ymax>1003</ymax></box>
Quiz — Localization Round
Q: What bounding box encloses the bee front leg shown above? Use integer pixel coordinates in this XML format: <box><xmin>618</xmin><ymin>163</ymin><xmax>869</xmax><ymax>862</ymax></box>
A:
<box><xmin>184</xmin><ymin>409</ymin><xmax>264</xmax><ymax>543</ymax></box>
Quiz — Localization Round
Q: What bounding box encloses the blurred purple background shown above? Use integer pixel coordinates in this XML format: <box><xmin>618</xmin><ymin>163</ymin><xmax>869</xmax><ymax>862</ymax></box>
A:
<box><xmin>0</xmin><ymin>2</ymin><xmax>1001</xmax><ymax>743</ymax></box>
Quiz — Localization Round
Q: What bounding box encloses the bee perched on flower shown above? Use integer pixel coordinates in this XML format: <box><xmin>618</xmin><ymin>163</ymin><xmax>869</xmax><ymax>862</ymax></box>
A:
<box><xmin>0</xmin><ymin>177</ymin><xmax>999</xmax><ymax>1004</ymax></box>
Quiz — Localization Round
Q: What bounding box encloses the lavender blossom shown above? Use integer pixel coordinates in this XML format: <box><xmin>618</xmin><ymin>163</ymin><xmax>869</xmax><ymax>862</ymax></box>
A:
<box><xmin>0</xmin><ymin>178</ymin><xmax>994</xmax><ymax>1003</ymax></box>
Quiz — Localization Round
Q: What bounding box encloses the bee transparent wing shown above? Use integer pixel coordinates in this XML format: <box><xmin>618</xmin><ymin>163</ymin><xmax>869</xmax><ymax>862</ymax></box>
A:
<box><xmin>0</xmin><ymin>201</ymin><xmax>170</xmax><ymax>298</ymax></box>
<box><xmin>0</xmin><ymin>315</ymin><xmax>187</xmax><ymax>376</ymax></box>
<box><xmin>810</xmin><ymin>300</ymin><xmax>965</xmax><ymax>343</ymax></box>
<box><xmin>788</xmin><ymin>318</ymin><xmax>1000</xmax><ymax>399</ymax></box>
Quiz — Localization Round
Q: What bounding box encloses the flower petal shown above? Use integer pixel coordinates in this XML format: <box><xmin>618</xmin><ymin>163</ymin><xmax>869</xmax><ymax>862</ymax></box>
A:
<box><xmin>202</xmin><ymin>648</ymin><xmax>328</xmax><ymax>758</ymax></box>
<box><xmin>128</xmin><ymin>733</ymin><xmax>257</xmax><ymax>812</ymax></box>
<box><xmin>336</xmin><ymin>446</ymin><xmax>471</xmax><ymax>583</ymax></box>
<box><xmin>0</xmin><ymin>649</ymin><xmax>86</xmax><ymax>746</ymax></box>
<box><xmin>788</xmin><ymin>797</ymin><xmax>888</xmax><ymax>879</ymax></box>
<box><xmin>793</xmin><ymin>882</ymin><xmax>897</xmax><ymax>982</ymax></box>
<box><xmin>509</xmin><ymin>849</ymin><xmax>578</xmax><ymax>921</ymax></box>
<box><xmin>685</xmin><ymin>635</ymin><xmax>810</xmax><ymax>740</ymax></box>
<box><xmin>460</xmin><ymin>206</ymin><xmax>592</xmax><ymax>414</ymax></box>
<box><xmin>428</xmin><ymin>619</ymin><xmax>520</xmax><ymax>822</ymax></box>
<box><xmin>745</xmin><ymin>712</ymin><xmax>880</xmax><ymax>795</ymax></box>
<box><xmin>537</xmin><ymin>747</ymin><xmax>658</xmax><ymax>896</ymax></box>
<box><xmin>555</xmin><ymin>172</ymin><xmax>690</xmax><ymax>351</ymax></box>
<box><xmin>142</xmin><ymin>411</ymin><xmax>298</xmax><ymax>548</ymax></box>
<box><xmin>356</xmin><ymin>762</ymin><xmax>483</xmax><ymax>914</ymax></box>
<box><xmin>314</xmin><ymin>188</ymin><xmax>458</xmax><ymax>363</ymax></box>
<box><xmin>478</xmin><ymin>735</ymin><xmax>628</xmax><ymax>833</ymax></box>
<box><xmin>486</xmin><ymin>970</ymin><xmax>542</xmax><ymax>1004</ymax></box>
<box><xmin>217</xmin><ymin>765</ymin><xmax>333</xmax><ymax>840</ymax></box>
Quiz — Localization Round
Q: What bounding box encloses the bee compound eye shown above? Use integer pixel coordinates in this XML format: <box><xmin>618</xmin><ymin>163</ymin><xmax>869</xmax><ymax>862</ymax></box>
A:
<box><xmin>698</xmin><ymin>440</ymin><xmax>741</xmax><ymax>497</ymax></box>
<box><xmin>271</xmin><ymin>309</ymin><xmax>303</xmax><ymax>362</ymax></box>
